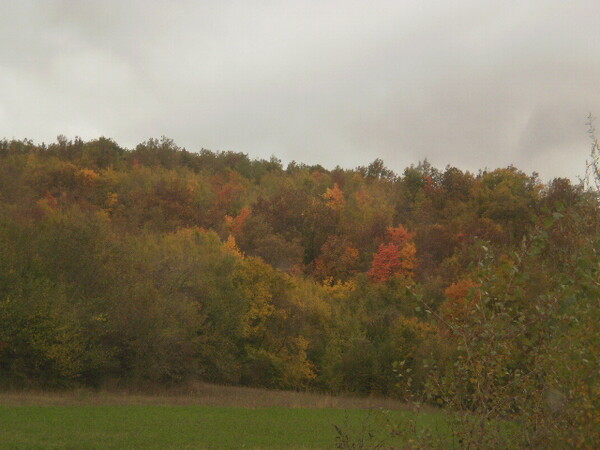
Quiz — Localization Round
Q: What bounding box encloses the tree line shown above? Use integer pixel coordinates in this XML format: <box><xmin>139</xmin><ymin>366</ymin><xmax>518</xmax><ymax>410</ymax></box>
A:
<box><xmin>0</xmin><ymin>135</ymin><xmax>597</xmax><ymax>445</ymax></box>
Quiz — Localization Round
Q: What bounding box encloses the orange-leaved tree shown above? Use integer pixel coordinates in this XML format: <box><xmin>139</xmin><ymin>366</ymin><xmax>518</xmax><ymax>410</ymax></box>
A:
<box><xmin>313</xmin><ymin>235</ymin><xmax>359</xmax><ymax>282</ymax></box>
<box><xmin>368</xmin><ymin>225</ymin><xmax>416</xmax><ymax>283</ymax></box>
<box><xmin>439</xmin><ymin>278</ymin><xmax>481</xmax><ymax>326</ymax></box>
<box><xmin>322</xmin><ymin>183</ymin><xmax>345</xmax><ymax>210</ymax></box>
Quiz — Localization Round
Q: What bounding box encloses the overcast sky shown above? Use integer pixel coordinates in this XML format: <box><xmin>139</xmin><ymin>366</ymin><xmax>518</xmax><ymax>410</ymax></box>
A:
<box><xmin>1</xmin><ymin>1</ymin><xmax>599</xmax><ymax>181</ymax></box>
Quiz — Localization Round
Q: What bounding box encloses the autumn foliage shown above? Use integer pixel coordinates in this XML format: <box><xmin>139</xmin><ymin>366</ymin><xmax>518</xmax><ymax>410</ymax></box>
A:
<box><xmin>322</xmin><ymin>183</ymin><xmax>345</xmax><ymax>210</ymax></box>
<box><xmin>439</xmin><ymin>278</ymin><xmax>481</xmax><ymax>325</ymax></box>
<box><xmin>368</xmin><ymin>226</ymin><xmax>416</xmax><ymax>282</ymax></box>
<box><xmin>0</xmin><ymin>135</ymin><xmax>597</xmax><ymax>446</ymax></box>
<box><xmin>314</xmin><ymin>235</ymin><xmax>359</xmax><ymax>282</ymax></box>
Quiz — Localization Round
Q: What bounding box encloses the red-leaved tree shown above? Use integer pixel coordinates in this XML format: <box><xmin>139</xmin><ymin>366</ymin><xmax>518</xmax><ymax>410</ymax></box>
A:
<box><xmin>368</xmin><ymin>225</ymin><xmax>416</xmax><ymax>282</ymax></box>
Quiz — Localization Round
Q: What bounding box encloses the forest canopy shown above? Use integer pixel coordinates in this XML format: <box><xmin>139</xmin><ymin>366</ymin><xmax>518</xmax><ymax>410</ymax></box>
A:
<box><xmin>0</xmin><ymin>135</ymin><xmax>597</xmax><ymax>446</ymax></box>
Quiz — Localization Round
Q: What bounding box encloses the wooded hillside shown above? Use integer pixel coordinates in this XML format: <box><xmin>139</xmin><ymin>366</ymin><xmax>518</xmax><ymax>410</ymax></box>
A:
<box><xmin>0</xmin><ymin>136</ymin><xmax>597</xmax><ymax>445</ymax></box>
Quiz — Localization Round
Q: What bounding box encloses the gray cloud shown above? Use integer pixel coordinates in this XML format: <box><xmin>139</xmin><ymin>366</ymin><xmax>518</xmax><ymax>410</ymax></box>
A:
<box><xmin>1</xmin><ymin>0</ymin><xmax>599</xmax><ymax>181</ymax></box>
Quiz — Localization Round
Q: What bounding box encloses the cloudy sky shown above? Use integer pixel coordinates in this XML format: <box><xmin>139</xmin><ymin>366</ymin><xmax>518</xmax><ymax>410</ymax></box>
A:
<box><xmin>1</xmin><ymin>1</ymin><xmax>599</xmax><ymax>181</ymax></box>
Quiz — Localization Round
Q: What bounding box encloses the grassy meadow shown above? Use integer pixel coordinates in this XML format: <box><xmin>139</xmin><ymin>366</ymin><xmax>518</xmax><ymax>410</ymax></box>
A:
<box><xmin>0</xmin><ymin>385</ymin><xmax>448</xmax><ymax>449</ymax></box>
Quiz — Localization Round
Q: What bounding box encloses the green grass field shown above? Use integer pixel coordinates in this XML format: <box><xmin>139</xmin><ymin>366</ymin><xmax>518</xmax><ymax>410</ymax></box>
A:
<box><xmin>0</xmin><ymin>404</ymin><xmax>448</xmax><ymax>449</ymax></box>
